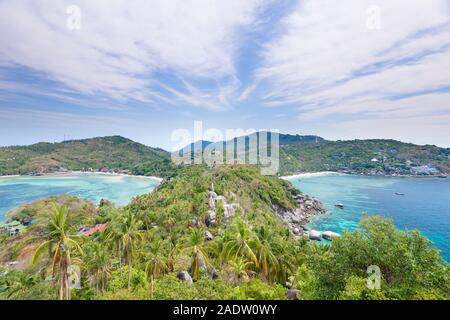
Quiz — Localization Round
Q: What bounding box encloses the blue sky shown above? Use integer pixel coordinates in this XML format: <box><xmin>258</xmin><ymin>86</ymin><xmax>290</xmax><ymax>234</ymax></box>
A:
<box><xmin>0</xmin><ymin>0</ymin><xmax>450</xmax><ymax>150</ymax></box>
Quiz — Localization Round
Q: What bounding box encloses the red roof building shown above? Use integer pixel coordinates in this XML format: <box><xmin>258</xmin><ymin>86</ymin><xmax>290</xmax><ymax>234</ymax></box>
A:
<box><xmin>82</xmin><ymin>223</ymin><xmax>107</xmax><ymax>236</ymax></box>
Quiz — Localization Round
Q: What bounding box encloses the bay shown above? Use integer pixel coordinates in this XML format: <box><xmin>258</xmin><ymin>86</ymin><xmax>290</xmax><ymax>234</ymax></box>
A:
<box><xmin>0</xmin><ymin>173</ymin><xmax>160</xmax><ymax>219</ymax></box>
<box><xmin>287</xmin><ymin>174</ymin><xmax>450</xmax><ymax>261</ymax></box>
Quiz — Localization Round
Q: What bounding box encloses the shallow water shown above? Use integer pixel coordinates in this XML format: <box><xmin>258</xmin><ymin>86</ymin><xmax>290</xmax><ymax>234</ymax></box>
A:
<box><xmin>0</xmin><ymin>174</ymin><xmax>160</xmax><ymax>218</ymax></box>
<box><xmin>288</xmin><ymin>174</ymin><xmax>450</xmax><ymax>261</ymax></box>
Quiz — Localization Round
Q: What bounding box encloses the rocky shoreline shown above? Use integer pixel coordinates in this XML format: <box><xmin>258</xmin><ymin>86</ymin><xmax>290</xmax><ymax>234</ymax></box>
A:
<box><xmin>272</xmin><ymin>193</ymin><xmax>326</xmax><ymax>238</ymax></box>
<box><xmin>201</xmin><ymin>181</ymin><xmax>327</xmax><ymax>240</ymax></box>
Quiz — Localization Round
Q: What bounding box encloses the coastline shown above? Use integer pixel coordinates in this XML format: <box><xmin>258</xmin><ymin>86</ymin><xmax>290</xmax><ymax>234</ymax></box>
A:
<box><xmin>281</xmin><ymin>171</ymin><xmax>447</xmax><ymax>180</ymax></box>
<box><xmin>0</xmin><ymin>171</ymin><xmax>164</xmax><ymax>182</ymax></box>
<box><xmin>281</xmin><ymin>171</ymin><xmax>342</xmax><ymax>180</ymax></box>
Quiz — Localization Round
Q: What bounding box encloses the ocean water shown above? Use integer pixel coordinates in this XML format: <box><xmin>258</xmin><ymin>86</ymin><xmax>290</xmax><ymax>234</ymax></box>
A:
<box><xmin>287</xmin><ymin>174</ymin><xmax>450</xmax><ymax>261</ymax></box>
<box><xmin>0</xmin><ymin>174</ymin><xmax>160</xmax><ymax>219</ymax></box>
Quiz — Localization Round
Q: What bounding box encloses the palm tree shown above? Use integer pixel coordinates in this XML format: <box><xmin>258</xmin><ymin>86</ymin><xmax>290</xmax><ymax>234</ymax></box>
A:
<box><xmin>105</xmin><ymin>209</ymin><xmax>125</xmax><ymax>267</ymax></box>
<box><xmin>253</xmin><ymin>225</ymin><xmax>280</xmax><ymax>283</ymax></box>
<box><xmin>84</xmin><ymin>239</ymin><xmax>112</xmax><ymax>292</ymax></box>
<box><xmin>0</xmin><ymin>269</ymin><xmax>39</xmax><ymax>300</ymax></box>
<box><xmin>221</xmin><ymin>218</ymin><xmax>258</xmax><ymax>268</ymax></box>
<box><xmin>106</xmin><ymin>210</ymin><xmax>143</xmax><ymax>290</ymax></box>
<box><xmin>184</xmin><ymin>228</ymin><xmax>211</xmax><ymax>281</ymax></box>
<box><xmin>144</xmin><ymin>238</ymin><xmax>169</xmax><ymax>299</ymax></box>
<box><xmin>228</xmin><ymin>257</ymin><xmax>252</xmax><ymax>284</ymax></box>
<box><xmin>31</xmin><ymin>204</ymin><xmax>83</xmax><ymax>300</ymax></box>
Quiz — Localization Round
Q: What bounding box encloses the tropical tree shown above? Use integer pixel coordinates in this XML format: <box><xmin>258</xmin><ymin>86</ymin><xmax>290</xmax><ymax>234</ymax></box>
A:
<box><xmin>31</xmin><ymin>204</ymin><xmax>83</xmax><ymax>300</ymax></box>
<box><xmin>0</xmin><ymin>269</ymin><xmax>38</xmax><ymax>299</ymax></box>
<box><xmin>106</xmin><ymin>210</ymin><xmax>143</xmax><ymax>290</ymax></box>
<box><xmin>84</xmin><ymin>239</ymin><xmax>112</xmax><ymax>292</ymax></box>
<box><xmin>184</xmin><ymin>228</ymin><xmax>211</xmax><ymax>281</ymax></box>
<box><xmin>221</xmin><ymin>217</ymin><xmax>258</xmax><ymax>269</ymax></box>
<box><xmin>144</xmin><ymin>238</ymin><xmax>169</xmax><ymax>299</ymax></box>
<box><xmin>253</xmin><ymin>225</ymin><xmax>281</xmax><ymax>283</ymax></box>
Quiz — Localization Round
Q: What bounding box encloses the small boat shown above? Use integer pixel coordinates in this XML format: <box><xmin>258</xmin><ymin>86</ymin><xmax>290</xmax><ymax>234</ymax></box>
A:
<box><xmin>335</xmin><ymin>203</ymin><xmax>344</xmax><ymax>209</ymax></box>
<box><xmin>395</xmin><ymin>192</ymin><xmax>405</xmax><ymax>196</ymax></box>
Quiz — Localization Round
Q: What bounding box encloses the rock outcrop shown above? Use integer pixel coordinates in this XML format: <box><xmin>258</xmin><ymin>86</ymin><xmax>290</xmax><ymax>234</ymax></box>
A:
<box><xmin>309</xmin><ymin>230</ymin><xmax>322</xmax><ymax>241</ymax></box>
<box><xmin>205</xmin><ymin>183</ymin><xmax>218</xmax><ymax>227</ymax></box>
<box><xmin>205</xmin><ymin>230</ymin><xmax>215</xmax><ymax>241</ymax></box>
<box><xmin>322</xmin><ymin>231</ymin><xmax>340</xmax><ymax>240</ymax></box>
<box><xmin>177</xmin><ymin>271</ymin><xmax>193</xmax><ymax>285</ymax></box>
<box><xmin>272</xmin><ymin>193</ymin><xmax>326</xmax><ymax>238</ymax></box>
<box><xmin>206</xmin><ymin>183</ymin><xmax>240</xmax><ymax>226</ymax></box>
<box><xmin>285</xmin><ymin>289</ymin><xmax>299</xmax><ymax>300</ymax></box>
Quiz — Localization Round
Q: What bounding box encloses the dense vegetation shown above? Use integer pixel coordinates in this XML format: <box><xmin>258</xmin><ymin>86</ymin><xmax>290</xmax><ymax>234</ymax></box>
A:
<box><xmin>279</xmin><ymin>136</ymin><xmax>449</xmax><ymax>176</ymax></box>
<box><xmin>181</xmin><ymin>133</ymin><xmax>450</xmax><ymax>176</ymax></box>
<box><xmin>0</xmin><ymin>136</ymin><xmax>175</xmax><ymax>177</ymax></box>
<box><xmin>1</xmin><ymin>134</ymin><xmax>448</xmax><ymax>177</ymax></box>
<box><xmin>0</xmin><ymin>165</ymin><xmax>448</xmax><ymax>300</ymax></box>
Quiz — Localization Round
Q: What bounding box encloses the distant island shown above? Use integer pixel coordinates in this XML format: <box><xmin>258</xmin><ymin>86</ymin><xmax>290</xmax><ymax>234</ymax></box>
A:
<box><xmin>0</xmin><ymin>134</ymin><xmax>448</xmax><ymax>178</ymax></box>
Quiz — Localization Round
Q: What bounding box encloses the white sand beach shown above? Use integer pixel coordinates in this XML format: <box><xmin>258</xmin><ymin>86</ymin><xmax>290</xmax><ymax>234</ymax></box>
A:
<box><xmin>281</xmin><ymin>171</ymin><xmax>343</xmax><ymax>180</ymax></box>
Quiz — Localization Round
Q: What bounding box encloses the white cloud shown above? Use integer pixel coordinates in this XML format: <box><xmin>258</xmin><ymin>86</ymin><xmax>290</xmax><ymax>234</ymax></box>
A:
<box><xmin>254</xmin><ymin>0</ymin><xmax>450</xmax><ymax>145</ymax></box>
<box><xmin>0</xmin><ymin>0</ymin><xmax>269</xmax><ymax>110</ymax></box>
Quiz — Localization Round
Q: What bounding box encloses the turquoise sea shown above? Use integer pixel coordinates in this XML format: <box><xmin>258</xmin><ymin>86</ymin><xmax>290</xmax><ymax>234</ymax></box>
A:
<box><xmin>1</xmin><ymin>173</ymin><xmax>449</xmax><ymax>261</ymax></box>
<box><xmin>0</xmin><ymin>174</ymin><xmax>160</xmax><ymax>219</ymax></box>
<box><xmin>288</xmin><ymin>174</ymin><xmax>450</xmax><ymax>261</ymax></box>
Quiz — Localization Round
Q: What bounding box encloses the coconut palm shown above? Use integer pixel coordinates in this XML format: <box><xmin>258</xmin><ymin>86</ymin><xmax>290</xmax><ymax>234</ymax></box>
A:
<box><xmin>144</xmin><ymin>238</ymin><xmax>169</xmax><ymax>299</ymax></box>
<box><xmin>0</xmin><ymin>269</ymin><xmax>39</xmax><ymax>300</ymax></box>
<box><xmin>221</xmin><ymin>217</ymin><xmax>258</xmax><ymax>268</ymax></box>
<box><xmin>31</xmin><ymin>204</ymin><xmax>83</xmax><ymax>300</ymax></box>
<box><xmin>253</xmin><ymin>225</ymin><xmax>280</xmax><ymax>283</ymax></box>
<box><xmin>106</xmin><ymin>210</ymin><xmax>143</xmax><ymax>290</ymax></box>
<box><xmin>84</xmin><ymin>239</ymin><xmax>112</xmax><ymax>292</ymax></box>
<box><xmin>104</xmin><ymin>209</ymin><xmax>125</xmax><ymax>267</ymax></box>
<box><xmin>184</xmin><ymin>228</ymin><xmax>211</xmax><ymax>281</ymax></box>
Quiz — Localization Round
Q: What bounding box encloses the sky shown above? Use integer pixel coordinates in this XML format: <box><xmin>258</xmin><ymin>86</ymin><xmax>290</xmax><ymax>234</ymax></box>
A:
<box><xmin>0</xmin><ymin>0</ymin><xmax>449</xmax><ymax>150</ymax></box>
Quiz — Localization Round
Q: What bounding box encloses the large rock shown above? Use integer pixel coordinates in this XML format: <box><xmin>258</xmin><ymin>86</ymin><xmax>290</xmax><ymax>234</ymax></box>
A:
<box><xmin>177</xmin><ymin>271</ymin><xmax>193</xmax><ymax>285</ymax></box>
<box><xmin>309</xmin><ymin>230</ymin><xmax>322</xmax><ymax>241</ymax></box>
<box><xmin>208</xmin><ymin>267</ymin><xmax>219</xmax><ymax>279</ymax></box>
<box><xmin>223</xmin><ymin>203</ymin><xmax>238</xmax><ymax>222</ymax></box>
<box><xmin>285</xmin><ymin>289</ymin><xmax>299</xmax><ymax>300</ymax></box>
<box><xmin>191</xmin><ymin>218</ymin><xmax>200</xmax><ymax>228</ymax></box>
<box><xmin>208</xmin><ymin>191</ymin><xmax>217</xmax><ymax>210</ymax></box>
<box><xmin>205</xmin><ymin>230</ymin><xmax>215</xmax><ymax>241</ymax></box>
<box><xmin>205</xmin><ymin>211</ymin><xmax>216</xmax><ymax>227</ymax></box>
<box><xmin>322</xmin><ymin>231</ymin><xmax>340</xmax><ymax>240</ymax></box>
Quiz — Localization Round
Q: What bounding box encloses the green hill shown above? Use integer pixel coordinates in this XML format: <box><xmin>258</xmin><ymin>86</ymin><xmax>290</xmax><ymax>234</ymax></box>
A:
<box><xmin>179</xmin><ymin>132</ymin><xmax>450</xmax><ymax>176</ymax></box>
<box><xmin>0</xmin><ymin>136</ymin><xmax>174</xmax><ymax>177</ymax></box>
<box><xmin>279</xmin><ymin>137</ymin><xmax>450</xmax><ymax>176</ymax></box>
<box><xmin>1</xmin><ymin>134</ymin><xmax>448</xmax><ymax>178</ymax></box>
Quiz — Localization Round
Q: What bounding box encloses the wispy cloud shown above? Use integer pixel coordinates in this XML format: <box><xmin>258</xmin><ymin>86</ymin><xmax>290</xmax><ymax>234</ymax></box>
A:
<box><xmin>1</xmin><ymin>0</ymin><xmax>449</xmax><ymax>147</ymax></box>
<box><xmin>252</xmin><ymin>0</ymin><xmax>450</xmax><ymax>141</ymax></box>
<box><xmin>0</xmin><ymin>0</ymin><xmax>271</xmax><ymax>110</ymax></box>
<box><xmin>256</xmin><ymin>0</ymin><xmax>450</xmax><ymax>114</ymax></box>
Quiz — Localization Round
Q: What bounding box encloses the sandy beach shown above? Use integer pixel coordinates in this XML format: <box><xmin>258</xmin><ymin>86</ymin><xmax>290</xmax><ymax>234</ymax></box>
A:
<box><xmin>281</xmin><ymin>171</ymin><xmax>342</xmax><ymax>180</ymax></box>
<box><xmin>0</xmin><ymin>171</ymin><xmax>164</xmax><ymax>182</ymax></box>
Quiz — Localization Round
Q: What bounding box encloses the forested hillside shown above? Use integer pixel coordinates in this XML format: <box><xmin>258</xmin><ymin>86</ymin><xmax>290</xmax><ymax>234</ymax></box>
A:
<box><xmin>0</xmin><ymin>165</ymin><xmax>448</xmax><ymax>300</ymax></box>
<box><xmin>0</xmin><ymin>136</ymin><xmax>174</xmax><ymax>177</ymax></box>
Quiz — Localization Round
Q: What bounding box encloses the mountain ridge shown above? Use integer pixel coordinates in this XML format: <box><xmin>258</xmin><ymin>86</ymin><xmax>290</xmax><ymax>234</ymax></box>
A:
<box><xmin>1</xmin><ymin>133</ymin><xmax>449</xmax><ymax>177</ymax></box>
